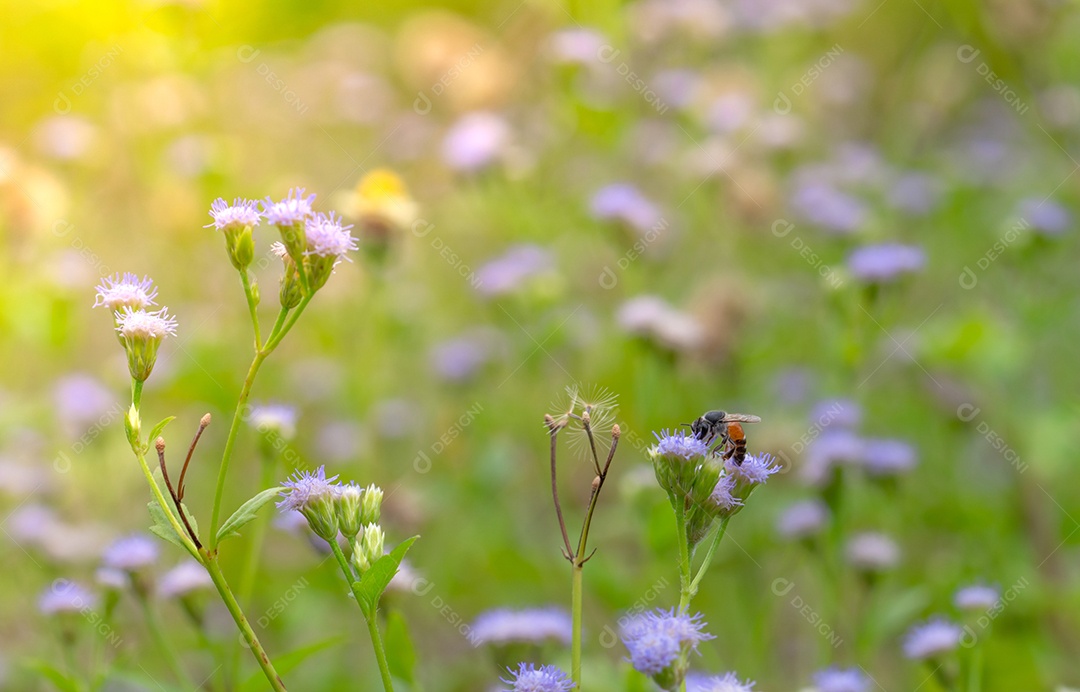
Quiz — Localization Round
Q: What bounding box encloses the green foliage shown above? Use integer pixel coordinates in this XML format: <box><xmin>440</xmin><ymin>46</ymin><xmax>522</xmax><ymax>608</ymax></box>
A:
<box><xmin>216</xmin><ymin>486</ymin><xmax>286</xmax><ymax>544</ymax></box>
<box><xmin>353</xmin><ymin>537</ymin><xmax>419</xmax><ymax>619</ymax></box>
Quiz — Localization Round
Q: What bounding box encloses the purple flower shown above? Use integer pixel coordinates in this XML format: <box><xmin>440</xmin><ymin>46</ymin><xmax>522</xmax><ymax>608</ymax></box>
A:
<box><xmin>953</xmin><ymin>584</ymin><xmax>1000</xmax><ymax>611</ymax></box>
<box><xmin>93</xmin><ymin>273</ymin><xmax>158</xmax><ymax>312</ymax></box>
<box><xmin>861</xmin><ymin>438</ymin><xmax>917</xmax><ymax>476</ymax></box>
<box><xmin>845</xmin><ymin>532</ymin><xmax>900</xmax><ymax>571</ymax></box>
<box><xmin>789</xmin><ymin>181</ymin><xmax>866</xmax><ymax>234</ymax></box>
<box><xmin>651</xmin><ymin>429</ymin><xmax>710</xmax><ymax>461</ymax></box>
<box><xmin>39</xmin><ymin>580</ymin><xmax>98</xmax><ymax>615</ymax></box>
<box><xmin>474</xmin><ymin>244</ymin><xmax>554</xmax><ymax>297</ymax></box>
<box><xmin>102</xmin><ymin>534</ymin><xmax>159</xmax><ymax>571</ymax></box>
<box><xmin>277</xmin><ymin>466</ymin><xmax>340</xmax><ymax>514</ymax></box>
<box><xmin>305</xmin><ymin>211</ymin><xmax>358</xmax><ymax>259</ymax></box>
<box><xmin>430</xmin><ymin>334</ymin><xmax>491</xmax><ymax>382</ymax></box>
<box><xmin>248</xmin><ymin>403</ymin><xmax>298</xmax><ymax>440</ymax></box>
<box><xmin>887</xmin><ymin>173</ymin><xmax>940</xmax><ymax>216</ymax></box>
<box><xmin>96</xmin><ymin>567</ymin><xmax>129</xmax><ymax>591</ymax></box>
<box><xmin>846</xmin><ymin>243</ymin><xmax>926</xmax><ymax>283</ymax></box>
<box><xmin>1017</xmin><ymin>197</ymin><xmax>1072</xmax><ymax>236</ymax></box>
<box><xmin>470</xmin><ymin>607</ymin><xmax>573</xmax><ymax>646</ymax></box>
<box><xmin>809</xmin><ymin>398</ymin><xmax>861</xmax><ymax>430</ymax></box>
<box><xmin>812</xmin><ymin>666</ymin><xmax>869</xmax><ymax>692</ymax></box>
<box><xmin>53</xmin><ymin>374</ymin><xmax>114</xmax><ymax>434</ymax></box>
<box><xmin>799</xmin><ymin>430</ymin><xmax>864</xmax><ymax>487</ymax></box>
<box><xmin>616</xmin><ymin>296</ymin><xmax>704</xmax><ymax>352</ymax></box>
<box><xmin>621</xmin><ymin>608</ymin><xmax>714</xmax><ymax>676</ymax></box>
<box><xmin>651</xmin><ymin>69</ymin><xmax>701</xmax><ymax>110</ymax></box>
<box><xmin>903</xmin><ymin>618</ymin><xmax>962</xmax><ymax>659</ymax></box>
<box><xmin>706</xmin><ymin>92</ymin><xmax>754</xmax><ymax>133</ymax></box>
<box><xmin>546</xmin><ymin>28</ymin><xmax>607</xmax><ymax>64</ymax></box>
<box><xmin>589</xmin><ymin>183</ymin><xmax>664</xmax><ymax>234</ymax></box>
<box><xmin>709</xmin><ymin>474</ymin><xmax>742</xmax><ymax>513</ymax></box>
<box><xmin>441</xmin><ymin>111</ymin><xmax>509</xmax><ymax>171</ymax></box>
<box><xmin>206</xmin><ymin>197</ymin><xmax>261</xmax><ymax>231</ymax></box>
<box><xmin>688</xmin><ymin>672</ymin><xmax>756</xmax><ymax>692</ymax></box>
<box><xmin>500</xmin><ymin>663</ymin><xmax>574</xmax><ymax>692</ymax></box>
<box><xmin>776</xmin><ymin>499</ymin><xmax>829</xmax><ymax>539</ymax></box>
<box><xmin>263</xmin><ymin>188</ymin><xmax>316</xmax><ymax>227</ymax></box>
<box><xmin>158</xmin><ymin>560</ymin><xmax>214</xmax><ymax>598</ymax></box>
<box><xmin>115</xmin><ymin>307</ymin><xmax>178</xmax><ymax>340</ymax></box>
<box><xmin>725</xmin><ymin>453</ymin><xmax>781</xmax><ymax>485</ymax></box>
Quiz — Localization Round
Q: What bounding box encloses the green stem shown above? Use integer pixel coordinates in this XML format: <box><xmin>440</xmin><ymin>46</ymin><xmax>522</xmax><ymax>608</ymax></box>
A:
<box><xmin>230</xmin><ymin>450</ymin><xmax>278</xmax><ymax>683</ymax></box>
<box><xmin>209</xmin><ymin>352</ymin><xmax>268</xmax><ymax>544</ymax></box>
<box><xmin>329</xmin><ymin>540</ymin><xmax>395</xmax><ymax>692</ymax></box>
<box><xmin>203</xmin><ymin>554</ymin><xmax>287</xmax><ymax>691</ymax></box>
<box><xmin>239</xmin><ymin>269</ymin><xmax>262</xmax><ymax>350</ymax></box>
<box><xmin>686</xmin><ymin>517</ymin><xmax>730</xmax><ymax>600</ymax></box>
<box><xmin>263</xmin><ymin>295</ymin><xmax>312</xmax><ymax>353</ymax></box>
<box><xmin>967</xmin><ymin>645</ymin><xmax>982</xmax><ymax>692</ymax></box>
<box><xmin>571</xmin><ymin>564</ymin><xmax>583</xmax><ymax>688</ymax></box>
<box><xmin>136</xmin><ymin>589</ymin><xmax>196</xmax><ymax>689</ymax></box>
<box><xmin>675</xmin><ymin>498</ymin><xmax>692</xmax><ymax>614</ymax></box>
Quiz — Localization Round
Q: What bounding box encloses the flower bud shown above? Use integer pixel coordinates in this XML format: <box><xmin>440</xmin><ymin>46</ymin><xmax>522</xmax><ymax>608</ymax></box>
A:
<box><xmin>360</xmin><ymin>484</ymin><xmax>383</xmax><ymax>525</ymax></box>
<box><xmin>115</xmin><ymin>307</ymin><xmax>178</xmax><ymax>382</ymax></box>
<box><xmin>335</xmin><ymin>483</ymin><xmax>364</xmax><ymax>539</ymax></box>
<box><xmin>125</xmin><ymin>404</ymin><xmax>141</xmax><ymax>448</ymax></box>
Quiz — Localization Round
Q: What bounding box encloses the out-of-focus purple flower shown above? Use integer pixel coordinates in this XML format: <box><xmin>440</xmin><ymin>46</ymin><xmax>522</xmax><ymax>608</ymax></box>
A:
<box><xmin>93</xmin><ymin>273</ymin><xmax>158</xmax><ymax>312</ymax></box>
<box><xmin>474</xmin><ymin>244</ymin><xmax>554</xmax><ymax>297</ymax></box>
<box><xmin>441</xmin><ymin>111</ymin><xmax>509</xmax><ymax>172</ymax></box>
<box><xmin>799</xmin><ymin>429</ymin><xmax>863</xmax><ymax>487</ymax></box>
<box><xmin>903</xmin><ymin>618</ymin><xmax>962</xmax><ymax>659</ymax></box>
<box><xmin>687</xmin><ymin>671</ymin><xmax>756</xmax><ymax>691</ymax></box>
<box><xmin>372</xmin><ymin>398</ymin><xmax>415</xmax><ymax>440</ymax></box>
<box><xmin>771</xmin><ymin>367</ymin><xmax>813</xmax><ymax>404</ymax></box>
<box><xmin>547</xmin><ymin>28</ymin><xmax>607</xmax><ymax>65</ymax></box>
<box><xmin>845</xmin><ymin>532</ymin><xmax>900</xmax><ymax>572</ymax></box>
<box><xmin>1016</xmin><ymin>197</ymin><xmax>1072</xmax><ymax>236</ymax></box>
<box><xmin>789</xmin><ymin>181</ymin><xmax>866</xmax><ymax>234</ymax></box>
<box><xmin>500</xmin><ymin>663</ymin><xmax>574</xmax><ymax>692</ymax></box>
<box><xmin>102</xmin><ymin>534</ymin><xmax>159</xmax><ymax>571</ymax></box>
<box><xmin>810</xmin><ymin>398</ymin><xmax>861</xmax><ymax>430</ymax></box>
<box><xmin>616</xmin><ymin>295</ymin><xmax>704</xmax><ymax>352</ymax></box>
<box><xmin>53</xmin><ymin>374</ymin><xmax>115</xmax><ymax>435</ymax></box>
<box><xmin>262</xmin><ymin>188</ymin><xmax>316</xmax><ymax>227</ymax></box>
<box><xmin>812</xmin><ymin>666</ymin><xmax>869</xmax><ymax>692</ymax></box>
<box><xmin>887</xmin><ymin>173</ymin><xmax>941</xmax><ymax>216</ymax></box>
<box><xmin>430</xmin><ymin>334</ymin><xmax>492</xmax><ymax>383</ymax></box>
<box><xmin>8</xmin><ymin>504</ymin><xmax>59</xmax><ymax>544</ymax></box>
<box><xmin>316</xmin><ymin>420</ymin><xmax>365</xmax><ymax>463</ymax></box>
<box><xmin>248</xmin><ymin>403</ymin><xmax>298</xmax><ymax>440</ymax></box>
<box><xmin>95</xmin><ymin>567</ymin><xmax>129</xmax><ymax>591</ymax></box>
<box><xmin>206</xmin><ymin>198</ymin><xmax>261</xmax><ymax>231</ymax></box>
<box><xmin>652</xmin><ymin>69</ymin><xmax>701</xmax><ymax>110</ymax></box>
<box><xmin>861</xmin><ymin>438</ymin><xmax>917</xmax><ymax>477</ymax></box>
<box><xmin>621</xmin><ymin>608</ymin><xmax>714</xmax><ymax>676</ymax></box>
<box><xmin>953</xmin><ymin>584</ymin><xmax>1000</xmax><ymax>611</ymax></box>
<box><xmin>471</xmin><ymin>607</ymin><xmax>573</xmax><ymax>646</ymax></box>
<box><xmin>34</xmin><ymin>115</ymin><xmax>97</xmax><ymax>160</ymax></box>
<box><xmin>39</xmin><ymin>580</ymin><xmax>98</xmax><ymax>615</ymax></box>
<box><xmin>706</xmin><ymin>92</ymin><xmax>754</xmax><ymax>133</ymax></box>
<box><xmin>158</xmin><ymin>560</ymin><xmax>214</xmax><ymax>599</ymax></box>
<box><xmin>589</xmin><ymin>183</ymin><xmax>665</xmax><ymax>234</ymax></box>
<box><xmin>776</xmin><ymin>499</ymin><xmax>829</xmax><ymax>539</ymax></box>
<box><xmin>846</xmin><ymin>243</ymin><xmax>926</xmax><ymax>283</ymax></box>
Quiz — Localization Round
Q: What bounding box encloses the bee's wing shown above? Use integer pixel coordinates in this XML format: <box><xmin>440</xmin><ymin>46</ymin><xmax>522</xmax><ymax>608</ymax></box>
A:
<box><xmin>724</xmin><ymin>414</ymin><xmax>761</xmax><ymax>423</ymax></box>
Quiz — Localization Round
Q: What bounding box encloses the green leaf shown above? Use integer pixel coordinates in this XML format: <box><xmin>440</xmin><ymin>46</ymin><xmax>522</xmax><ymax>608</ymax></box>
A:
<box><xmin>216</xmin><ymin>487</ymin><xmax>286</xmax><ymax>544</ymax></box>
<box><xmin>353</xmin><ymin>536</ymin><xmax>419</xmax><ymax>618</ymax></box>
<box><xmin>23</xmin><ymin>659</ymin><xmax>81</xmax><ymax>692</ymax></box>
<box><xmin>239</xmin><ymin>636</ymin><xmax>346</xmax><ymax>692</ymax></box>
<box><xmin>147</xmin><ymin>501</ymin><xmax>200</xmax><ymax>559</ymax></box>
<box><xmin>385</xmin><ymin>609</ymin><xmax>418</xmax><ymax>685</ymax></box>
<box><xmin>147</xmin><ymin>415</ymin><xmax>177</xmax><ymax>445</ymax></box>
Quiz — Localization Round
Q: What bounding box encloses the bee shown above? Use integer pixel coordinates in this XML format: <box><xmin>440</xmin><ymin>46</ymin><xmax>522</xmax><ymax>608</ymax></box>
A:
<box><xmin>686</xmin><ymin>410</ymin><xmax>761</xmax><ymax>464</ymax></box>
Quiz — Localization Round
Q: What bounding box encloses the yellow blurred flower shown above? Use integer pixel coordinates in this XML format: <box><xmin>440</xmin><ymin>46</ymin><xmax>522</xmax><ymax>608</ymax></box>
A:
<box><xmin>346</xmin><ymin>168</ymin><xmax>419</xmax><ymax>237</ymax></box>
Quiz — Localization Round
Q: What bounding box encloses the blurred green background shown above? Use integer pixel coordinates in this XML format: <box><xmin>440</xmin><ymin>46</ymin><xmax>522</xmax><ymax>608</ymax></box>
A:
<box><xmin>2</xmin><ymin>0</ymin><xmax>1079</xmax><ymax>689</ymax></box>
